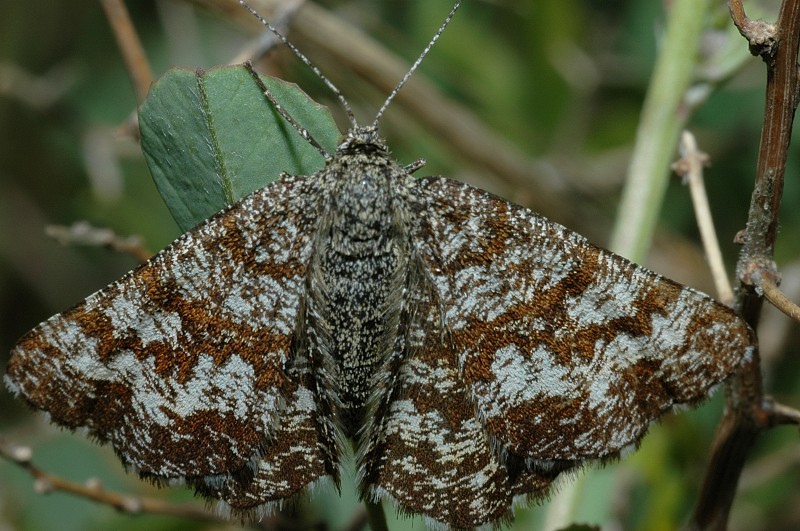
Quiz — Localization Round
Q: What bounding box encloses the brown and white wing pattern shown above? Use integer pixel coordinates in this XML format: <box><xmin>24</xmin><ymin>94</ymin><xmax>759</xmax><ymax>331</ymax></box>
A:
<box><xmin>5</xmin><ymin>174</ymin><xmax>338</xmax><ymax>501</ymax></box>
<box><xmin>191</xmin><ymin>342</ymin><xmax>341</xmax><ymax>516</ymax></box>
<box><xmin>409</xmin><ymin>176</ymin><xmax>753</xmax><ymax>465</ymax></box>
<box><xmin>358</xmin><ymin>255</ymin><xmax>561</xmax><ymax>529</ymax></box>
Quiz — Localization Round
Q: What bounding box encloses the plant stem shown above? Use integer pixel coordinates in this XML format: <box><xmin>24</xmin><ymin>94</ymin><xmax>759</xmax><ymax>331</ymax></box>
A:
<box><xmin>609</xmin><ymin>0</ymin><xmax>713</xmax><ymax>261</ymax></box>
<box><xmin>364</xmin><ymin>499</ymin><xmax>389</xmax><ymax>531</ymax></box>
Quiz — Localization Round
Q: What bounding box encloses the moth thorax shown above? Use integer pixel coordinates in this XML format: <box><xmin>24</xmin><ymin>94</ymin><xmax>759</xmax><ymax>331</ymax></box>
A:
<box><xmin>331</xmin><ymin>168</ymin><xmax>394</xmax><ymax>252</ymax></box>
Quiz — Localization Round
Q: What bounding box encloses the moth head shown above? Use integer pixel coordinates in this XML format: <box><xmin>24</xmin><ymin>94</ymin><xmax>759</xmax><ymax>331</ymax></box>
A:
<box><xmin>335</xmin><ymin>127</ymin><xmax>389</xmax><ymax>158</ymax></box>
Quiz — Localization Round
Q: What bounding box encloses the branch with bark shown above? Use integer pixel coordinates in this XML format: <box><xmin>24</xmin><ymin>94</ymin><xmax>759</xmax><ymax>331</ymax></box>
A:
<box><xmin>691</xmin><ymin>1</ymin><xmax>800</xmax><ymax>529</ymax></box>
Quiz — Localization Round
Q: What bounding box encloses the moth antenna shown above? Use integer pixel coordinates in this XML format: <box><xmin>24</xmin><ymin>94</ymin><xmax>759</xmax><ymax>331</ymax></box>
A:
<box><xmin>244</xmin><ymin>61</ymin><xmax>332</xmax><ymax>161</ymax></box>
<box><xmin>371</xmin><ymin>0</ymin><xmax>463</xmax><ymax>129</ymax></box>
<box><xmin>239</xmin><ymin>0</ymin><xmax>358</xmax><ymax>131</ymax></box>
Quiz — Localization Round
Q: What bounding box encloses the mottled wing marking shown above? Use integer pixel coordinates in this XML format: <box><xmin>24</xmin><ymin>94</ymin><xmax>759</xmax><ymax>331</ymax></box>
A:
<box><xmin>192</xmin><ymin>347</ymin><xmax>341</xmax><ymax>514</ymax></box>
<box><xmin>411</xmin><ymin>177</ymin><xmax>753</xmax><ymax>461</ymax></box>
<box><xmin>358</xmin><ymin>263</ymin><xmax>560</xmax><ymax>529</ymax></box>
<box><xmin>5</xmin><ymin>174</ymin><xmax>323</xmax><ymax>479</ymax></box>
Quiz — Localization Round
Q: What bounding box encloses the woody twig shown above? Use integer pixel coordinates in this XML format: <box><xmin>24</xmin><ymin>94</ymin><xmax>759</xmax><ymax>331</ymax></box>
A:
<box><xmin>691</xmin><ymin>0</ymin><xmax>800</xmax><ymax>528</ymax></box>
<box><xmin>45</xmin><ymin>221</ymin><xmax>153</xmax><ymax>263</ymax></box>
<box><xmin>0</xmin><ymin>436</ymin><xmax>221</xmax><ymax>522</ymax></box>
<box><xmin>754</xmin><ymin>270</ymin><xmax>800</xmax><ymax>322</ymax></box>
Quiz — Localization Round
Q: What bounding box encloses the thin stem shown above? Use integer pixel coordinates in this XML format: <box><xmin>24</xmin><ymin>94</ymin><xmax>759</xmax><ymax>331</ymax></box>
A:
<box><xmin>729</xmin><ymin>0</ymin><xmax>748</xmax><ymax>26</ymax></box>
<box><xmin>610</xmin><ymin>0</ymin><xmax>714</xmax><ymax>261</ymax></box>
<box><xmin>0</xmin><ymin>437</ymin><xmax>220</xmax><ymax>522</ymax></box>
<box><xmin>757</xmin><ymin>271</ymin><xmax>800</xmax><ymax>322</ymax></box>
<box><xmin>45</xmin><ymin>221</ymin><xmax>153</xmax><ymax>263</ymax></box>
<box><xmin>364</xmin><ymin>499</ymin><xmax>389</xmax><ymax>531</ymax></box>
<box><xmin>692</xmin><ymin>0</ymin><xmax>800</xmax><ymax>527</ymax></box>
<box><xmin>98</xmin><ymin>0</ymin><xmax>153</xmax><ymax>103</ymax></box>
<box><xmin>728</xmin><ymin>0</ymin><xmax>778</xmax><ymax>58</ymax></box>
<box><xmin>764</xmin><ymin>398</ymin><xmax>800</xmax><ymax>426</ymax></box>
<box><xmin>674</xmin><ymin>130</ymin><xmax>734</xmax><ymax>305</ymax></box>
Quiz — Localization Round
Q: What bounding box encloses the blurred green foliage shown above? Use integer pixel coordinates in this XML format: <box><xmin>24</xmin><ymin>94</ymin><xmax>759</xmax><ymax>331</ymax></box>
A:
<box><xmin>139</xmin><ymin>65</ymin><xmax>338</xmax><ymax>231</ymax></box>
<box><xmin>1</xmin><ymin>1</ymin><xmax>798</xmax><ymax>530</ymax></box>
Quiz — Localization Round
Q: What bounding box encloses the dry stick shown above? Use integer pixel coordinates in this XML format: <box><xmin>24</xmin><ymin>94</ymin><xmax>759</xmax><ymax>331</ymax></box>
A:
<box><xmin>0</xmin><ymin>437</ymin><xmax>221</xmax><ymax>523</ymax></box>
<box><xmin>691</xmin><ymin>0</ymin><xmax>800</xmax><ymax>529</ymax></box>
<box><xmin>673</xmin><ymin>130</ymin><xmax>735</xmax><ymax>306</ymax></box>
<box><xmin>756</xmin><ymin>272</ymin><xmax>800</xmax><ymax>322</ymax></box>
<box><xmin>763</xmin><ymin>398</ymin><xmax>800</xmax><ymax>427</ymax></box>
<box><xmin>99</xmin><ymin>0</ymin><xmax>153</xmax><ymax>103</ymax></box>
<box><xmin>0</xmin><ymin>63</ymin><xmax>75</xmax><ymax>110</ymax></box>
<box><xmin>45</xmin><ymin>221</ymin><xmax>153</xmax><ymax>263</ymax></box>
<box><xmin>729</xmin><ymin>0</ymin><xmax>778</xmax><ymax>57</ymax></box>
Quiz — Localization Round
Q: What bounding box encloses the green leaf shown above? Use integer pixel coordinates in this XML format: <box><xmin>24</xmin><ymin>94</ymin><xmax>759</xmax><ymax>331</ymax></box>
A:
<box><xmin>138</xmin><ymin>65</ymin><xmax>340</xmax><ymax>233</ymax></box>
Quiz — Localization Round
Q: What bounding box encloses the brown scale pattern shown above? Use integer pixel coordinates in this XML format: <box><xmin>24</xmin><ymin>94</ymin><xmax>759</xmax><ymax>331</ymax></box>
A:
<box><xmin>411</xmin><ymin>176</ymin><xmax>753</xmax><ymax>464</ymax></box>
<box><xmin>360</xmin><ymin>295</ymin><xmax>560</xmax><ymax>528</ymax></box>
<box><xmin>192</xmin><ymin>366</ymin><xmax>339</xmax><ymax>510</ymax></box>
<box><xmin>6</xmin><ymin>174</ymin><xmax>322</xmax><ymax>480</ymax></box>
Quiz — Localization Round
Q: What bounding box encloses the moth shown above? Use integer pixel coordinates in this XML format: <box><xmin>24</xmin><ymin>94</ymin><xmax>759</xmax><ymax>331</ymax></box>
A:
<box><xmin>5</xmin><ymin>1</ymin><xmax>754</xmax><ymax>528</ymax></box>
